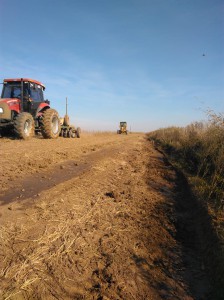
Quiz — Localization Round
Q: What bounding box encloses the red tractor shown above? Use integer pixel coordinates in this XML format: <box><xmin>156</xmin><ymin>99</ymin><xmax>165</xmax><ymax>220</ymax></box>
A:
<box><xmin>0</xmin><ymin>78</ymin><xmax>61</xmax><ymax>139</ymax></box>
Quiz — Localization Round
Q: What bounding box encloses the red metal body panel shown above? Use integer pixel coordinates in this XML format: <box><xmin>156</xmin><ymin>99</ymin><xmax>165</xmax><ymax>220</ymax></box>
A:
<box><xmin>0</xmin><ymin>98</ymin><xmax>20</xmax><ymax>113</ymax></box>
<box><xmin>0</xmin><ymin>98</ymin><xmax>49</xmax><ymax>116</ymax></box>
<box><xmin>36</xmin><ymin>102</ymin><xmax>50</xmax><ymax>116</ymax></box>
<box><xmin>4</xmin><ymin>78</ymin><xmax>45</xmax><ymax>89</ymax></box>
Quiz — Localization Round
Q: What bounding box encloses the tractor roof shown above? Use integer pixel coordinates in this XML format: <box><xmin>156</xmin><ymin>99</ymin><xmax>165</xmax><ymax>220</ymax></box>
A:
<box><xmin>4</xmin><ymin>78</ymin><xmax>45</xmax><ymax>89</ymax></box>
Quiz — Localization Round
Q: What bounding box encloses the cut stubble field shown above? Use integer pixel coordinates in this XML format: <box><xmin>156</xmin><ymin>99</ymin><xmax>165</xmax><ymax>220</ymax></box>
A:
<box><xmin>0</xmin><ymin>133</ymin><xmax>210</xmax><ymax>300</ymax></box>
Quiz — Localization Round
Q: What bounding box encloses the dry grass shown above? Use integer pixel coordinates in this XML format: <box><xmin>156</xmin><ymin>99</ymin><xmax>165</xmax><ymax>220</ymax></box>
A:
<box><xmin>0</xmin><ymin>197</ymin><xmax>101</xmax><ymax>299</ymax></box>
<box><xmin>148</xmin><ymin>110</ymin><xmax>224</xmax><ymax>299</ymax></box>
<box><xmin>0</xmin><ymin>192</ymin><xmax>139</xmax><ymax>300</ymax></box>
<box><xmin>148</xmin><ymin>110</ymin><xmax>224</xmax><ymax>210</ymax></box>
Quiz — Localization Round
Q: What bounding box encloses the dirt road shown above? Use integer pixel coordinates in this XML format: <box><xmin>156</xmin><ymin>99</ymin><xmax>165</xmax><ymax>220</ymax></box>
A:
<box><xmin>0</xmin><ymin>133</ymin><xmax>209</xmax><ymax>299</ymax></box>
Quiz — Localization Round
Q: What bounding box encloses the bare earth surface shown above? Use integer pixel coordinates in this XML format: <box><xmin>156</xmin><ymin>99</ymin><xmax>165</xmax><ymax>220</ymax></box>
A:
<box><xmin>0</xmin><ymin>133</ymin><xmax>210</xmax><ymax>300</ymax></box>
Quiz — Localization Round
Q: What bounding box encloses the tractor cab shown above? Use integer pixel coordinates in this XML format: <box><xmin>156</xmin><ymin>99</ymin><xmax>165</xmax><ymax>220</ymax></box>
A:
<box><xmin>1</xmin><ymin>78</ymin><xmax>48</xmax><ymax>116</ymax></box>
<box><xmin>120</xmin><ymin>121</ymin><xmax>127</xmax><ymax>129</ymax></box>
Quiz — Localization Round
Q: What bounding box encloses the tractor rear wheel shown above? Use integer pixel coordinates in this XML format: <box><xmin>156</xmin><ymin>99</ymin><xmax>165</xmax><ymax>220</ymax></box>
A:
<box><xmin>41</xmin><ymin>109</ymin><xmax>60</xmax><ymax>139</ymax></box>
<box><xmin>76</xmin><ymin>127</ymin><xmax>81</xmax><ymax>138</ymax></box>
<box><xmin>14</xmin><ymin>112</ymin><xmax>34</xmax><ymax>140</ymax></box>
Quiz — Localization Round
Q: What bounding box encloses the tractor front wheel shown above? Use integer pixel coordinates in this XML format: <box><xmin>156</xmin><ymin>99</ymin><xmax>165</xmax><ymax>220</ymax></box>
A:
<box><xmin>41</xmin><ymin>109</ymin><xmax>61</xmax><ymax>139</ymax></box>
<box><xmin>14</xmin><ymin>112</ymin><xmax>34</xmax><ymax>140</ymax></box>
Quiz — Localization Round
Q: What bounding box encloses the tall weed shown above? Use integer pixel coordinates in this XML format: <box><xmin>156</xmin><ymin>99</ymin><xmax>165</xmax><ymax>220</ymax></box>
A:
<box><xmin>148</xmin><ymin>111</ymin><xmax>224</xmax><ymax>209</ymax></box>
<box><xmin>148</xmin><ymin>111</ymin><xmax>224</xmax><ymax>299</ymax></box>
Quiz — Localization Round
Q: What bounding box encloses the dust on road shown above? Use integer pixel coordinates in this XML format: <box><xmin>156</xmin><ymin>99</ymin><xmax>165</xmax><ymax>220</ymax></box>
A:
<box><xmin>0</xmin><ymin>133</ymin><xmax>209</xmax><ymax>299</ymax></box>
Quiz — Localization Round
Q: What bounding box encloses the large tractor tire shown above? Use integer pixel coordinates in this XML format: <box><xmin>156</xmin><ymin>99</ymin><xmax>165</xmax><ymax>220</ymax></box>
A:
<box><xmin>14</xmin><ymin>112</ymin><xmax>34</xmax><ymax>140</ymax></box>
<box><xmin>76</xmin><ymin>127</ymin><xmax>81</xmax><ymax>138</ymax></box>
<box><xmin>41</xmin><ymin>109</ymin><xmax>61</xmax><ymax>139</ymax></box>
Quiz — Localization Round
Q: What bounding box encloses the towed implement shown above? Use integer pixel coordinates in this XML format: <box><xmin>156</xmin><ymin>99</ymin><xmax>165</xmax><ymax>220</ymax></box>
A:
<box><xmin>59</xmin><ymin>97</ymin><xmax>81</xmax><ymax>138</ymax></box>
<box><xmin>0</xmin><ymin>78</ymin><xmax>61</xmax><ymax>139</ymax></box>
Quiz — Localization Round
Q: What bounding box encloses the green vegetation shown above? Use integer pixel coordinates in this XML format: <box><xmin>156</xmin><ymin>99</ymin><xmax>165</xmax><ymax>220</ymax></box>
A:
<box><xmin>148</xmin><ymin>110</ymin><xmax>224</xmax><ymax>299</ymax></box>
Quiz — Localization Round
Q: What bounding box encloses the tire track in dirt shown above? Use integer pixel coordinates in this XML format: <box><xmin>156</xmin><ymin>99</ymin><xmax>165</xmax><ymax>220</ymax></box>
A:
<box><xmin>0</xmin><ymin>145</ymin><xmax>128</xmax><ymax>206</ymax></box>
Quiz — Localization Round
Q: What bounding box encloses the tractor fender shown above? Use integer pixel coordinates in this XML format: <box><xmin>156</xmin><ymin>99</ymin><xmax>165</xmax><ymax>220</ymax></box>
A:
<box><xmin>36</xmin><ymin>103</ymin><xmax>50</xmax><ymax>117</ymax></box>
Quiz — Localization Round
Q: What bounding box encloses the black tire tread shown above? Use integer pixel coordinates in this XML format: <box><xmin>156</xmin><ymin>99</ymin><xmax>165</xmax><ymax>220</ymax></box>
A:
<box><xmin>14</xmin><ymin>112</ymin><xmax>34</xmax><ymax>140</ymax></box>
<box><xmin>41</xmin><ymin>109</ymin><xmax>60</xmax><ymax>139</ymax></box>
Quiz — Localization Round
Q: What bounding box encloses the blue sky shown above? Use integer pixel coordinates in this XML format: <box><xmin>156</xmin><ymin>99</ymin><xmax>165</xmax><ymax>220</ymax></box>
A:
<box><xmin>0</xmin><ymin>0</ymin><xmax>223</xmax><ymax>131</ymax></box>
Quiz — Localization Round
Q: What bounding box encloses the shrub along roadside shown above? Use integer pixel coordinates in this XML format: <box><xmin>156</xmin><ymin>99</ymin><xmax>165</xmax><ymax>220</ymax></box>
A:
<box><xmin>147</xmin><ymin>111</ymin><xmax>224</xmax><ymax>299</ymax></box>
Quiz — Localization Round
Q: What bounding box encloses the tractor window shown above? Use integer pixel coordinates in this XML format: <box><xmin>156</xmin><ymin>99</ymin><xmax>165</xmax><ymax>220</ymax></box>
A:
<box><xmin>29</xmin><ymin>84</ymin><xmax>44</xmax><ymax>102</ymax></box>
<box><xmin>1</xmin><ymin>82</ymin><xmax>44</xmax><ymax>102</ymax></box>
<box><xmin>1</xmin><ymin>82</ymin><xmax>21</xmax><ymax>98</ymax></box>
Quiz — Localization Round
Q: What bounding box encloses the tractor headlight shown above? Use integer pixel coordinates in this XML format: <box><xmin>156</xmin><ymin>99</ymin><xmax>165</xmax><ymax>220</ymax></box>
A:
<box><xmin>0</xmin><ymin>107</ymin><xmax>3</xmax><ymax>114</ymax></box>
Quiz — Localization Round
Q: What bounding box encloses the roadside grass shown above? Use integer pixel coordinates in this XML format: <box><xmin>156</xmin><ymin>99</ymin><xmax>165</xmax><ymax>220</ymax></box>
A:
<box><xmin>148</xmin><ymin>110</ymin><xmax>224</xmax><ymax>299</ymax></box>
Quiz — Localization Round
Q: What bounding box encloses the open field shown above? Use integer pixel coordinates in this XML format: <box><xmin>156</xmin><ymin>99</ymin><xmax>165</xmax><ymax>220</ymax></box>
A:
<box><xmin>0</xmin><ymin>132</ymin><xmax>215</xmax><ymax>299</ymax></box>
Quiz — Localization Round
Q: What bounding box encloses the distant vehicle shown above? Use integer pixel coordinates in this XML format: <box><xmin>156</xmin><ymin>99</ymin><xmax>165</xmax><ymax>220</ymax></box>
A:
<box><xmin>117</xmin><ymin>121</ymin><xmax>128</xmax><ymax>134</ymax></box>
<box><xmin>0</xmin><ymin>78</ymin><xmax>60</xmax><ymax>139</ymax></box>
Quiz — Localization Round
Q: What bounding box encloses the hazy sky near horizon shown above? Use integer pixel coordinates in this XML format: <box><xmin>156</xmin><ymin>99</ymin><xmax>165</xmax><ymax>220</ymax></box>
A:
<box><xmin>0</xmin><ymin>0</ymin><xmax>223</xmax><ymax>132</ymax></box>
